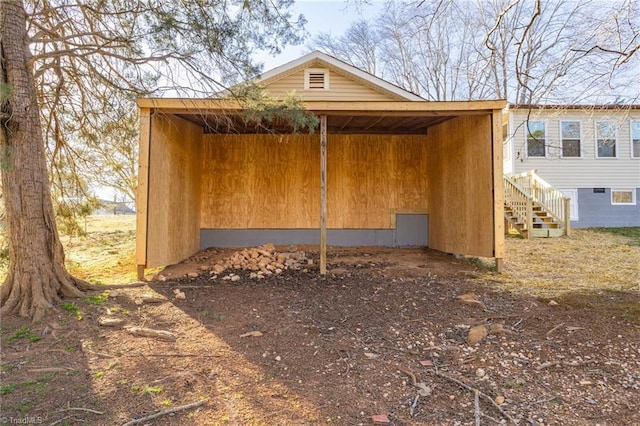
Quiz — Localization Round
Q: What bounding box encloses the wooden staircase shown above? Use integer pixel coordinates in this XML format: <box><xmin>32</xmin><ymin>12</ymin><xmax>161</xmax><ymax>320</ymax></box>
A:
<box><xmin>504</xmin><ymin>170</ymin><xmax>571</xmax><ymax>239</ymax></box>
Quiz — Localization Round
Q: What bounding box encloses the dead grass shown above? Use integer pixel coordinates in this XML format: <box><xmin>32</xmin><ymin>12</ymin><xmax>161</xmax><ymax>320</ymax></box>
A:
<box><xmin>0</xmin><ymin>215</ymin><xmax>138</xmax><ymax>284</ymax></box>
<box><xmin>483</xmin><ymin>228</ymin><xmax>640</xmax><ymax>297</ymax></box>
<box><xmin>1</xmin><ymin>217</ymin><xmax>638</xmax><ymax>298</ymax></box>
<box><xmin>63</xmin><ymin>215</ymin><xmax>137</xmax><ymax>284</ymax></box>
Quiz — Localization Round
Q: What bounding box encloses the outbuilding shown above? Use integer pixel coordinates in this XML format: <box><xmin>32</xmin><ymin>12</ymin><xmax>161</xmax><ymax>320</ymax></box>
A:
<box><xmin>136</xmin><ymin>51</ymin><xmax>506</xmax><ymax>278</ymax></box>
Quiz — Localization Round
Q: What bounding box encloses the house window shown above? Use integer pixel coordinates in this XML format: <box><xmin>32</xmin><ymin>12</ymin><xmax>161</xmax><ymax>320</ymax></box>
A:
<box><xmin>526</xmin><ymin>121</ymin><xmax>546</xmax><ymax>157</ymax></box>
<box><xmin>595</xmin><ymin>121</ymin><xmax>617</xmax><ymax>158</ymax></box>
<box><xmin>611</xmin><ymin>189</ymin><xmax>636</xmax><ymax>205</ymax></box>
<box><xmin>304</xmin><ymin>68</ymin><xmax>329</xmax><ymax>90</ymax></box>
<box><xmin>561</xmin><ymin>121</ymin><xmax>581</xmax><ymax>157</ymax></box>
<box><xmin>632</xmin><ymin>121</ymin><xmax>640</xmax><ymax>158</ymax></box>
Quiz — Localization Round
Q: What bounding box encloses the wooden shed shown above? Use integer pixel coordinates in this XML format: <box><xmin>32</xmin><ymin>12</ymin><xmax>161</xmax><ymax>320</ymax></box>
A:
<box><xmin>136</xmin><ymin>51</ymin><xmax>506</xmax><ymax>278</ymax></box>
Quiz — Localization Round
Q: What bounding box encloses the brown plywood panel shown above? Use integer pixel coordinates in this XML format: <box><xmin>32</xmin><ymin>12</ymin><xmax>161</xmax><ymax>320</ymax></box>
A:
<box><xmin>328</xmin><ymin>134</ymin><xmax>428</xmax><ymax>229</ymax></box>
<box><xmin>296</xmin><ymin>135</ymin><xmax>322</xmax><ymax>227</ymax></box>
<box><xmin>203</xmin><ymin>135</ymin><xmax>249</xmax><ymax>228</ymax></box>
<box><xmin>201</xmin><ymin>134</ymin><xmax>321</xmax><ymax>228</ymax></box>
<box><xmin>201</xmin><ymin>133</ymin><xmax>429</xmax><ymax>230</ymax></box>
<box><xmin>426</xmin><ymin>114</ymin><xmax>495</xmax><ymax>258</ymax></box>
<box><xmin>146</xmin><ymin>113</ymin><xmax>203</xmax><ymax>268</ymax></box>
<box><xmin>393</xmin><ymin>136</ymin><xmax>430</xmax><ymax>209</ymax></box>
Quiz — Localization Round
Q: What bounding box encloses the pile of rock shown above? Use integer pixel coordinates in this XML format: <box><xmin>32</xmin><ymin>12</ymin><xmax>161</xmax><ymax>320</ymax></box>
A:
<box><xmin>211</xmin><ymin>243</ymin><xmax>312</xmax><ymax>280</ymax></box>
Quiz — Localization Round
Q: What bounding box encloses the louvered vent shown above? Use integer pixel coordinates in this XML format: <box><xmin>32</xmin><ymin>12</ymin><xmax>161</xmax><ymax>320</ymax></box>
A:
<box><xmin>308</xmin><ymin>72</ymin><xmax>325</xmax><ymax>89</ymax></box>
<box><xmin>304</xmin><ymin>68</ymin><xmax>329</xmax><ymax>90</ymax></box>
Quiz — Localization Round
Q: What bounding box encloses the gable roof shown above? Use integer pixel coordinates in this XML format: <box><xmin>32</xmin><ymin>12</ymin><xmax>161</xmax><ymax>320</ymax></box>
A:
<box><xmin>138</xmin><ymin>51</ymin><xmax>505</xmax><ymax>135</ymax></box>
<box><xmin>257</xmin><ymin>50</ymin><xmax>425</xmax><ymax>102</ymax></box>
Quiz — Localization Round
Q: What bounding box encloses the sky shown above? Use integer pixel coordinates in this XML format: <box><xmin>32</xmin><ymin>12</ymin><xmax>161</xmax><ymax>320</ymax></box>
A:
<box><xmin>256</xmin><ymin>0</ymin><xmax>384</xmax><ymax>71</ymax></box>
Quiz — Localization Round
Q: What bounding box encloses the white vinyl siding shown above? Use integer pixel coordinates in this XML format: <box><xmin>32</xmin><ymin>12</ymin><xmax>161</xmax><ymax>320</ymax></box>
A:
<box><xmin>510</xmin><ymin>109</ymin><xmax>640</xmax><ymax>188</ymax></box>
<box><xmin>632</xmin><ymin>121</ymin><xmax>640</xmax><ymax>158</ymax></box>
<box><xmin>595</xmin><ymin>121</ymin><xmax>617</xmax><ymax>158</ymax></box>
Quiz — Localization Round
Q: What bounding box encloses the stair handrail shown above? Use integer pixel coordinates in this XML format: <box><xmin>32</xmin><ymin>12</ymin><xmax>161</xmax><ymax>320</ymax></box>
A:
<box><xmin>503</xmin><ymin>174</ymin><xmax>534</xmax><ymax>235</ymax></box>
<box><xmin>510</xmin><ymin>171</ymin><xmax>534</xmax><ymax>197</ymax></box>
<box><xmin>509</xmin><ymin>170</ymin><xmax>571</xmax><ymax>235</ymax></box>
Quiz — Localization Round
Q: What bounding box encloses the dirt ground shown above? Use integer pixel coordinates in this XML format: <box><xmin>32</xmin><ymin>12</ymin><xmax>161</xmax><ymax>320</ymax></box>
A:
<box><xmin>1</xmin><ymin>246</ymin><xmax>639</xmax><ymax>425</ymax></box>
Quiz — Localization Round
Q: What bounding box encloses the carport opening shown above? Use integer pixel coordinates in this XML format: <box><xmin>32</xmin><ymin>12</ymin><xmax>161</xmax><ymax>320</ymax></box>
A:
<box><xmin>137</xmin><ymin>100</ymin><xmax>505</xmax><ymax>278</ymax></box>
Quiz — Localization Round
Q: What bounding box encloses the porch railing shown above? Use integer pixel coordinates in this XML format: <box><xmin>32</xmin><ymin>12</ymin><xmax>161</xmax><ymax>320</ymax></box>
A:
<box><xmin>505</xmin><ymin>170</ymin><xmax>571</xmax><ymax>237</ymax></box>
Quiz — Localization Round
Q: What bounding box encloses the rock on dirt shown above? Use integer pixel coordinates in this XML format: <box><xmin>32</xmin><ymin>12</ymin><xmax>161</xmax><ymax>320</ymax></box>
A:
<box><xmin>171</xmin><ymin>243</ymin><xmax>310</xmax><ymax>281</ymax></box>
<box><xmin>467</xmin><ymin>325</ymin><xmax>488</xmax><ymax>345</ymax></box>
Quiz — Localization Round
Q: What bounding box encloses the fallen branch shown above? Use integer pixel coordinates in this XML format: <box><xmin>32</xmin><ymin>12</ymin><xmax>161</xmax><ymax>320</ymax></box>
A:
<box><xmin>125</xmin><ymin>327</ymin><xmax>177</xmax><ymax>341</ymax></box>
<box><xmin>536</xmin><ymin>361</ymin><xmax>560</xmax><ymax>371</ymax></box>
<box><xmin>410</xmin><ymin>395</ymin><xmax>420</xmax><ymax>417</ymax></box>
<box><xmin>427</xmin><ymin>370</ymin><xmax>518</xmax><ymax>425</ymax></box>
<box><xmin>120</xmin><ymin>398</ymin><xmax>209</xmax><ymax>426</ymax></box>
<box><xmin>91</xmin><ymin>282</ymin><xmax>147</xmax><ymax>290</ymax></box>
<box><xmin>81</xmin><ymin>341</ymin><xmax>116</xmax><ymax>358</ymax></box>
<box><xmin>536</xmin><ymin>359</ymin><xmax>597</xmax><ymax>371</ymax></box>
<box><xmin>386</xmin><ymin>363</ymin><xmax>417</xmax><ymax>385</ymax></box>
<box><xmin>528</xmin><ymin>395</ymin><xmax>560</xmax><ymax>407</ymax></box>
<box><xmin>546</xmin><ymin>322</ymin><xmax>564</xmax><ymax>336</ymax></box>
<box><xmin>48</xmin><ymin>415</ymin><xmax>73</xmax><ymax>426</ymax></box>
<box><xmin>98</xmin><ymin>317</ymin><xmax>127</xmax><ymax>327</ymax></box>
<box><xmin>474</xmin><ymin>390</ymin><xmax>481</xmax><ymax>426</ymax></box>
<box><xmin>59</xmin><ymin>406</ymin><xmax>105</xmax><ymax>415</ymax></box>
<box><xmin>28</xmin><ymin>367</ymin><xmax>74</xmax><ymax>373</ymax></box>
<box><xmin>123</xmin><ymin>353</ymin><xmax>221</xmax><ymax>358</ymax></box>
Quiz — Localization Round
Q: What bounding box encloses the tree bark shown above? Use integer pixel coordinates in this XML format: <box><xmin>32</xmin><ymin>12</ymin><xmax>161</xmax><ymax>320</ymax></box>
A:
<box><xmin>1</xmin><ymin>0</ymin><xmax>92</xmax><ymax>322</ymax></box>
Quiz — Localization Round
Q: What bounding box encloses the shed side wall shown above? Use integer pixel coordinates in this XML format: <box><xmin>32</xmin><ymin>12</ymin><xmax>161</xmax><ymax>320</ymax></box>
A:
<box><xmin>426</xmin><ymin>114</ymin><xmax>495</xmax><ymax>257</ymax></box>
<box><xmin>146</xmin><ymin>113</ymin><xmax>203</xmax><ymax>268</ymax></box>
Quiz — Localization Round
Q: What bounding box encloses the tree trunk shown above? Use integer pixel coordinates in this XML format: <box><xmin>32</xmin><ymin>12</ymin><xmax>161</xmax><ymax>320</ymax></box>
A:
<box><xmin>1</xmin><ymin>0</ymin><xmax>91</xmax><ymax>322</ymax></box>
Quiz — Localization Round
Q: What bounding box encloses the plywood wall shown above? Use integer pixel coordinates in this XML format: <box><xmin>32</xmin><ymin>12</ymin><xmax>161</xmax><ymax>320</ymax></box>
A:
<box><xmin>328</xmin><ymin>134</ymin><xmax>429</xmax><ymax>228</ymax></box>
<box><xmin>202</xmin><ymin>134</ymin><xmax>319</xmax><ymax>228</ymax></box>
<box><xmin>145</xmin><ymin>113</ymin><xmax>203</xmax><ymax>268</ymax></box>
<box><xmin>426</xmin><ymin>114</ymin><xmax>495</xmax><ymax>258</ymax></box>
<box><xmin>201</xmin><ymin>134</ymin><xmax>429</xmax><ymax>229</ymax></box>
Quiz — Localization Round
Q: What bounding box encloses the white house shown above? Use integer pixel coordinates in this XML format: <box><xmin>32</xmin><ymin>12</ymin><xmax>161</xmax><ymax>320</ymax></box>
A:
<box><xmin>504</xmin><ymin>104</ymin><xmax>640</xmax><ymax>228</ymax></box>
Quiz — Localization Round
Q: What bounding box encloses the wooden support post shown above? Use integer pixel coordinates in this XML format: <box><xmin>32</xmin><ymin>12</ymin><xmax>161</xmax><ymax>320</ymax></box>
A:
<box><xmin>495</xmin><ymin>258</ymin><xmax>504</xmax><ymax>273</ymax></box>
<box><xmin>492</xmin><ymin>109</ymin><xmax>505</xmax><ymax>260</ymax></box>
<box><xmin>136</xmin><ymin>108</ymin><xmax>151</xmax><ymax>272</ymax></box>
<box><xmin>320</xmin><ymin>115</ymin><xmax>327</xmax><ymax>275</ymax></box>
<box><xmin>564</xmin><ymin>198</ymin><xmax>571</xmax><ymax>237</ymax></box>
<box><xmin>137</xmin><ymin>265</ymin><xmax>146</xmax><ymax>281</ymax></box>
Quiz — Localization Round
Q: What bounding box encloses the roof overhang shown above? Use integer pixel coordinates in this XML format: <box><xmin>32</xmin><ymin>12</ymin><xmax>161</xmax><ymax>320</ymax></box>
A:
<box><xmin>138</xmin><ymin>98</ymin><xmax>506</xmax><ymax>135</ymax></box>
<box><xmin>508</xmin><ymin>104</ymin><xmax>640</xmax><ymax>110</ymax></box>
